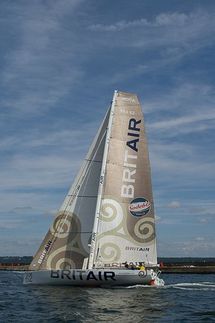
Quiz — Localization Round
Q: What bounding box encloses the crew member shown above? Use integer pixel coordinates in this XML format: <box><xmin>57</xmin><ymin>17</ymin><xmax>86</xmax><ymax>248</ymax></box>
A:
<box><xmin>139</xmin><ymin>262</ymin><xmax>145</xmax><ymax>270</ymax></box>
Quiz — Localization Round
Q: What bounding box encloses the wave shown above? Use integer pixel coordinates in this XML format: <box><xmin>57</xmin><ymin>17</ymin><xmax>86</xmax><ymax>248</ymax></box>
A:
<box><xmin>121</xmin><ymin>282</ymin><xmax>215</xmax><ymax>290</ymax></box>
<box><xmin>126</xmin><ymin>284</ymin><xmax>153</xmax><ymax>289</ymax></box>
<box><xmin>164</xmin><ymin>282</ymin><xmax>215</xmax><ymax>290</ymax></box>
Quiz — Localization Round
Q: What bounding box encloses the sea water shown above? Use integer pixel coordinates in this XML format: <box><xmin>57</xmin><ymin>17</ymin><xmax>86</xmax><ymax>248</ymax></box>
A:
<box><xmin>0</xmin><ymin>272</ymin><xmax>214</xmax><ymax>322</ymax></box>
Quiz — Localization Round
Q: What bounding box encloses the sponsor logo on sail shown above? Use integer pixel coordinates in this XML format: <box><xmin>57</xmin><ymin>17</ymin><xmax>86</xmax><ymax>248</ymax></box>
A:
<box><xmin>129</xmin><ymin>197</ymin><xmax>151</xmax><ymax>217</ymax></box>
<box><xmin>125</xmin><ymin>246</ymin><xmax>149</xmax><ymax>252</ymax></box>
<box><xmin>121</xmin><ymin>97</ymin><xmax>137</xmax><ymax>104</ymax></box>
<box><xmin>121</xmin><ymin>118</ymin><xmax>141</xmax><ymax>199</ymax></box>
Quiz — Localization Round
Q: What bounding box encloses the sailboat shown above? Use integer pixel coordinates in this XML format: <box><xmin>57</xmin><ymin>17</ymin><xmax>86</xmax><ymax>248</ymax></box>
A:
<box><xmin>23</xmin><ymin>90</ymin><xmax>164</xmax><ymax>287</ymax></box>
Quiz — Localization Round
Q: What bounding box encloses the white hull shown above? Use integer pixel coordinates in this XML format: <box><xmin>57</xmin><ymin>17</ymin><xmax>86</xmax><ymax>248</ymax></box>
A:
<box><xmin>23</xmin><ymin>268</ymin><xmax>164</xmax><ymax>287</ymax></box>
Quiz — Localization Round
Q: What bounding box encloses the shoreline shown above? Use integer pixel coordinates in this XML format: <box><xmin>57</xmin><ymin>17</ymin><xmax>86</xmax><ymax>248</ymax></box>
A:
<box><xmin>161</xmin><ymin>265</ymin><xmax>215</xmax><ymax>274</ymax></box>
<box><xmin>1</xmin><ymin>264</ymin><xmax>215</xmax><ymax>274</ymax></box>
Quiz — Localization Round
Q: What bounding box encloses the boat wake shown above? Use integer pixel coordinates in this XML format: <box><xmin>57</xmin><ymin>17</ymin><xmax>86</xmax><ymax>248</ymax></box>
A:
<box><xmin>126</xmin><ymin>284</ymin><xmax>161</xmax><ymax>289</ymax></box>
<box><xmin>164</xmin><ymin>282</ymin><xmax>215</xmax><ymax>291</ymax></box>
<box><xmin>122</xmin><ymin>282</ymin><xmax>215</xmax><ymax>290</ymax></box>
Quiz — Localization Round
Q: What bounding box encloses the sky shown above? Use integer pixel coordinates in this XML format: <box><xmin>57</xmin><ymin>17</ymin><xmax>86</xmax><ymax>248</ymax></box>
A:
<box><xmin>0</xmin><ymin>0</ymin><xmax>215</xmax><ymax>257</ymax></box>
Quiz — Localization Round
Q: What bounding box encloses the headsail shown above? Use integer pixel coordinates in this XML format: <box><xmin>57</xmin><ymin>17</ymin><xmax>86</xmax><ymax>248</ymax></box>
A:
<box><xmin>90</xmin><ymin>91</ymin><xmax>157</xmax><ymax>267</ymax></box>
<box><xmin>29</xmin><ymin>108</ymin><xmax>110</xmax><ymax>270</ymax></box>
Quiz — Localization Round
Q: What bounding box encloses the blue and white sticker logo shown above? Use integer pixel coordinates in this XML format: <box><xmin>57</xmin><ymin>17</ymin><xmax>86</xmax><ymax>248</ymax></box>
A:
<box><xmin>129</xmin><ymin>197</ymin><xmax>151</xmax><ymax>217</ymax></box>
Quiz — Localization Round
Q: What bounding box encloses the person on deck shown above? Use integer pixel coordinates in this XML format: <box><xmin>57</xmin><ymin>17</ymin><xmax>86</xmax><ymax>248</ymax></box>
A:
<box><xmin>139</xmin><ymin>262</ymin><xmax>145</xmax><ymax>270</ymax></box>
<box><xmin>124</xmin><ymin>262</ymin><xmax>129</xmax><ymax>269</ymax></box>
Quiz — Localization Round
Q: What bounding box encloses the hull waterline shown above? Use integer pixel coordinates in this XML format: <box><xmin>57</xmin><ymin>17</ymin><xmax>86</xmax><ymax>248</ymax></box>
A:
<box><xmin>23</xmin><ymin>268</ymin><xmax>164</xmax><ymax>287</ymax></box>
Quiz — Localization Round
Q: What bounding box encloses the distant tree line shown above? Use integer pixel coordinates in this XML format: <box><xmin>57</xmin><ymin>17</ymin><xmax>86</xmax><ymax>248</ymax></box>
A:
<box><xmin>0</xmin><ymin>256</ymin><xmax>214</xmax><ymax>266</ymax></box>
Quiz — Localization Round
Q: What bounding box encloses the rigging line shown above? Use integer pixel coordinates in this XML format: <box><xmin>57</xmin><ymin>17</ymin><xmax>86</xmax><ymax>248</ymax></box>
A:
<box><xmin>49</xmin><ymin>231</ymin><xmax>92</xmax><ymax>234</ymax></box>
<box><xmin>64</xmin><ymin>125</ymin><xmax>107</xmax><ymax>210</ymax></box>
<box><xmin>68</xmin><ymin>194</ymin><xmax>97</xmax><ymax>198</ymax></box>
<box><xmin>85</xmin><ymin>158</ymin><xmax>102</xmax><ymax>163</ymax></box>
<box><xmin>70</xmin><ymin>128</ymin><xmax>107</xmax><ymax>218</ymax></box>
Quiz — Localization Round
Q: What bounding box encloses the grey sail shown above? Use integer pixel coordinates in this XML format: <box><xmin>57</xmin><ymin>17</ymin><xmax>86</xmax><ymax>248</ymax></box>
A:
<box><xmin>29</xmin><ymin>108</ymin><xmax>110</xmax><ymax>270</ymax></box>
<box><xmin>90</xmin><ymin>91</ymin><xmax>157</xmax><ymax>267</ymax></box>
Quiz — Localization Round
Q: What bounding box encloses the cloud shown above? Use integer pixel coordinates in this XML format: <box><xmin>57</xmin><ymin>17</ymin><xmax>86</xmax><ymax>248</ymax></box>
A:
<box><xmin>0</xmin><ymin>119</ymin><xmax>100</xmax><ymax>196</ymax></box>
<box><xmin>144</xmin><ymin>82</ymin><xmax>215</xmax><ymax>114</ymax></box>
<box><xmin>150</xmin><ymin>144</ymin><xmax>214</xmax><ymax>184</ymax></box>
<box><xmin>0</xmin><ymin>0</ymin><xmax>84</xmax><ymax>115</ymax></box>
<box><xmin>88</xmin><ymin>12</ymin><xmax>189</xmax><ymax>32</ymax></box>
<box><xmin>196</xmin><ymin>207</ymin><xmax>215</xmax><ymax>224</ymax></box>
<box><xmin>87</xmin><ymin>8</ymin><xmax>215</xmax><ymax>85</ymax></box>
<box><xmin>0</xmin><ymin>219</ymin><xmax>23</xmax><ymax>229</ymax></box>
<box><xmin>195</xmin><ymin>237</ymin><xmax>205</xmax><ymax>241</ymax></box>
<box><xmin>0</xmin><ymin>154</ymin><xmax>79</xmax><ymax>191</ymax></box>
<box><xmin>0</xmin><ymin>237</ymin><xmax>41</xmax><ymax>256</ymax></box>
<box><xmin>142</xmin><ymin>82</ymin><xmax>215</xmax><ymax>195</ymax></box>
<box><xmin>11</xmin><ymin>207</ymin><xmax>34</xmax><ymax>214</ymax></box>
<box><xmin>167</xmin><ymin>201</ymin><xmax>181</xmax><ymax>209</ymax></box>
<box><xmin>158</xmin><ymin>238</ymin><xmax>215</xmax><ymax>257</ymax></box>
<box><xmin>43</xmin><ymin>209</ymin><xmax>58</xmax><ymax>217</ymax></box>
<box><xmin>180</xmin><ymin>240</ymin><xmax>215</xmax><ymax>256</ymax></box>
<box><xmin>88</xmin><ymin>10</ymin><xmax>215</xmax><ymax>52</ymax></box>
<box><xmin>89</xmin><ymin>18</ymin><xmax>149</xmax><ymax>32</ymax></box>
<box><xmin>150</xmin><ymin>111</ymin><xmax>215</xmax><ymax>131</ymax></box>
<box><xmin>191</xmin><ymin>206</ymin><xmax>215</xmax><ymax>216</ymax></box>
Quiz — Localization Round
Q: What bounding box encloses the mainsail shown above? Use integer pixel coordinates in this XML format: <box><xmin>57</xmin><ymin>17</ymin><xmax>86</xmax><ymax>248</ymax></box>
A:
<box><xmin>90</xmin><ymin>91</ymin><xmax>157</xmax><ymax>267</ymax></box>
<box><xmin>30</xmin><ymin>90</ymin><xmax>157</xmax><ymax>271</ymax></box>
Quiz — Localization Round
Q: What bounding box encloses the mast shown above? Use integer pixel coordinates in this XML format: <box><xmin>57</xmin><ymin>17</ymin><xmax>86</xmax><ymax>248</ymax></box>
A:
<box><xmin>88</xmin><ymin>90</ymin><xmax>117</xmax><ymax>269</ymax></box>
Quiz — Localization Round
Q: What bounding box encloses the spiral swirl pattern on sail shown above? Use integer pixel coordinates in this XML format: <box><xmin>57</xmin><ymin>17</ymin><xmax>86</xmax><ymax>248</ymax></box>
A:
<box><xmin>50</xmin><ymin>212</ymin><xmax>78</xmax><ymax>243</ymax></box>
<box><xmin>133</xmin><ymin>217</ymin><xmax>155</xmax><ymax>243</ymax></box>
<box><xmin>99</xmin><ymin>242</ymin><xmax>121</xmax><ymax>262</ymax></box>
<box><xmin>38</xmin><ymin>212</ymin><xmax>88</xmax><ymax>269</ymax></box>
<box><xmin>46</xmin><ymin>247</ymin><xmax>83</xmax><ymax>269</ymax></box>
<box><xmin>100</xmin><ymin>198</ymin><xmax>123</xmax><ymax>229</ymax></box>
<box><xmin>96</xmin><ymin>198</ymin><xmax>156</xmax><ymax>264</ymax></box>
